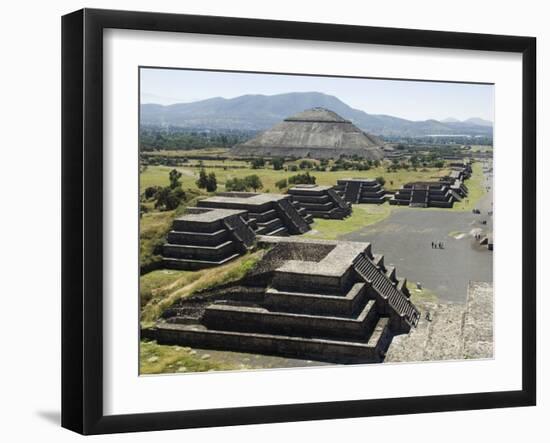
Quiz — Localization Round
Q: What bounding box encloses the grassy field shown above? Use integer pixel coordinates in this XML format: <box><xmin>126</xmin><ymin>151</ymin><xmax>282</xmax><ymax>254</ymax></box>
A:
<box><xmin>140</xmin><ymin>162</ymin><xmax>450</xmax><ymax>194</ymax></box>
<box><xmin>305</xmin><ymin>203</ymin><xmax>392</xmax><ymax>240</ymax></box>
<box><xmin>140</xmin><ymin>340</ymin><xmax>237</xmax><ymax>374</ymax></box>
<box><xmin>140</xmin><ymin>251</ymin><xmax>263</xmax><ymax>325</ymax></box>
<box><xmin>140</xmin><ymin>210</ymin><xmax>176</xmax><ymax>270</ymax></box>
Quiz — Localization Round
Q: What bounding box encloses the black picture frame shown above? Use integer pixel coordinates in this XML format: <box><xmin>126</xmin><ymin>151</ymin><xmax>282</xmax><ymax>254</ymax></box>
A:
<box><xmin>61</xmin><ymin>8</ymin><xmax>536</xmax><ymax>435</ymax></box>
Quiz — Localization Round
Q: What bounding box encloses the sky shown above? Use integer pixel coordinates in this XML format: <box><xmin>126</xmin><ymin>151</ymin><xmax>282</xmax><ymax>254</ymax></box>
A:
<box><xmin>140</xmin><ymin>68</ymin><xmax>494</xmax><ymax>122</ymax></box>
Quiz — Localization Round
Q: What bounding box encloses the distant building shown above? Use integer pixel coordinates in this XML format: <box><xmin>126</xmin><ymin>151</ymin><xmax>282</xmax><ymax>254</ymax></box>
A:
<box><xmin>389</xmin><ymin>182</ymin><xmax>461</xmax><ymax>208</ymax></box>
<box><xmin>334</xmin><ymin>178</ymin><xmax>388</xmax><ymax>204</ymax></box>
<box><xmin>197</xmin><ymin>192</ymin><xmax>312</xmax><ymax>236</ymax></box>
<box><xmin>232</xmin><ymin>108</ymin><xmax>385</xmax><ymax>160</ymax></box>
<box><xmin>288</xmin><ymin>184</ymin><xmax>352</xmax><ymax>219</ymax></box>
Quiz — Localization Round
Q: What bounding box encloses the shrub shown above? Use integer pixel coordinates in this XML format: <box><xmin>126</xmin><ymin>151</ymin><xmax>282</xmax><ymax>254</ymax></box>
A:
<box><xmin>275</xmin><ymin>178</ymin><xmax>288</xmax><ymax>189</ymax></box>
<box><xmin>288</xmin><ymin>171</ymin><xmax>316</xmax><ymax>185</ymax></box>
<box><xmin>272</xmin><ymin>158</ymin><xmax>284</xmax><ymax>170</ymax></box>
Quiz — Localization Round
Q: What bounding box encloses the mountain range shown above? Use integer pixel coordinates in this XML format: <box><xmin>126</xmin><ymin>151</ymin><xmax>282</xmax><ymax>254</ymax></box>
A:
<box><xmin>140</xmin><ymin>92</ymin><xmax>493</xmax><ymax>137</ymax></box>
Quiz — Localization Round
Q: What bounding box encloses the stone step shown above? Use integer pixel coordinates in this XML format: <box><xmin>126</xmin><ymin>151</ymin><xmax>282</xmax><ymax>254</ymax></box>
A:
<box><xmin>172</xmin><ymin>218</ymin><xmax>224</xmax><ymax>233</ymax></box>
<box><xmin>166</xmin><ymin>229</ymin><xmax>228</xmax><ymax>246</ymax></box>
<box><xmin>256</xmin><ymin>217</ymin><xmax>283</xmax><ymax>232</ymax></box>
<box><xmin>162</xmin><ymin>253</ymin><xmax>241</xmax><ymax>271</ymax></box>
<box><xmin>290</xmin><ymin>194</ymin><xmax>331</xmax><ymax>204</ymax></box>
<box><xmin>163</xmin><ymin>240</ymin><xmax>235</xmax><ymax>260</ymax></box>
<box><xmin>248</xmin><ymin>209</ymin><xmax>278</xmax><ymax>223</ymax></box>
<box><xmin>296</xmin><ymin>201</ymin><xmax>335</xmax><ymax>211</ymax></box>
<box><xmin>264</xmin><ymin>282</ymin><xmax>369</xmax><ymax>316</ymax></box>
<box><xmin>202</xmin><ymin>298</ymin><xmax>379</xmax><ymax>340</ymax></box>
<box><xmin>148</xmin><ymin>316</ymin><xmax>392</xmax><ymax>364</ymax></box>
<box><xmin>261</xmin><ymin>226</ymin><xmax>288</xmax><ymax>237</ymax></box>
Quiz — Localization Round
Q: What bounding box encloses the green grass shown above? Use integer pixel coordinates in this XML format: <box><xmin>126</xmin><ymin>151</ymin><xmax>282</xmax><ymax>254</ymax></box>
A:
<box><xmin>305</xmin><ymin>203</ymin><xmax>392</xmax><ymax>240</ymax></box>
<box><xmin>140</xmin><ymin>251</ymin><xmax>264</xmax><ymax>325</ymax></box>
<box><xmin>140</xmin><ymin>340</ymin><xmax>237</xmax><ymax>374</ymax></box>
<box><xmin>140</xmin><ymin>164</ymin><xmax>450</xmax><ymax>195</ymax></box>
<box><xmin>140</xmin><ymin>210</ymin><xmax>175</xmax><ymax>270</ymax></box>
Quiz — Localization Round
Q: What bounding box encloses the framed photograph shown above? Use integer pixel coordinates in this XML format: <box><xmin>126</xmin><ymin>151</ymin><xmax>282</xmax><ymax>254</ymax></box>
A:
<box><xmin>61</xmin><ymin>8</ymin><xmax>536</xmax><ymax>435</ymax></box>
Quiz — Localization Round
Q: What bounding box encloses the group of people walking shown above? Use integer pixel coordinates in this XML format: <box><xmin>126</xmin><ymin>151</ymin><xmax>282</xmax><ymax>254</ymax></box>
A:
<box><xmin>431</xmin><ymin>241</ymin><xmax>445</xmax><ymax>249</ymax></box>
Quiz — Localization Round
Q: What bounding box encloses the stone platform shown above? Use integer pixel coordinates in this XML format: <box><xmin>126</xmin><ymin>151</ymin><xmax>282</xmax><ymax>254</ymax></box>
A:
<box><xmin>389</xmin><ymin>182</ymin><xmax>459</xmax><ymax>208</ymax></box>
<box><xmin>146</xmin><ymin>237</ymin><xmax>420</xmax><ymax>364</ymax></box>
<box><xmin>287</xmin><ymin>185</ymin><xmax>352</xmax><ymax>219</ymax></box>
<box><xmin>198</xmin><ymin>192</ymin><xmax>312</xmax><ymax>236</ymax></box>
<box><xmin>385</xmin><ymin>281</ymin><xmax>493</xmax><ymax>362</ymax></box>
<box><xmin>334</xmin><ymin>178</ymin><xmax>387</xmax><ymax>204</ymax></box>
<box><xmin>162</xmin><ymin>207</ymin><xmax>256</xmax><ymax>270</ymax></box>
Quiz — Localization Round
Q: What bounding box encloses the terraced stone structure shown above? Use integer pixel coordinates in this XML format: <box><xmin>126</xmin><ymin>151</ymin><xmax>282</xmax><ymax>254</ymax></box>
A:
<box><xmin>288</xmin><ymin>184</ymin><xmax>352</xmax><ymax>219</ymax></box>
<box><xmin>334</xmin><ymin>178</ymin><xmax>387</xmax><ymax>204</ymax></box>
<box><xmin>439</xmin><ymin>163</ymin><xmax>472</xmax><ymax>198</ymax></box>
<box><xmin>198</xmin><ymin>192</ymin><xmax>312</xmax><ymax>236</ymax></box>
<box><xmin>162</xmin><ymin>207</ymin><xmax>256</xmax><ymax>270</ymax></box>
<box><xmin>389</xmin><ymin>182</ymin><xmax>460</xmax><ymax>208</ymax></box>
<box><xmin>232</xmin><ymin>108</ymin><xmax>385</xmax><ymax>160</ymax></box>
<box><xmin>148</xmin><ymin>237</ymin><xmax>420</xmax><ymax>364</ymax></box>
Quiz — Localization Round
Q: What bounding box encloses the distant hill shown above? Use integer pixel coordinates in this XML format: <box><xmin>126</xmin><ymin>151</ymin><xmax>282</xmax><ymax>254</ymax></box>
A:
<box><xmin>140</xmin><ymin>92</ymin><xmax>493</xmax><ymax>137</ymax></box>
<box><xmin>463</xmin><ymin>117</ymin><xmax>493</xmax><ymax>127</ymax></box>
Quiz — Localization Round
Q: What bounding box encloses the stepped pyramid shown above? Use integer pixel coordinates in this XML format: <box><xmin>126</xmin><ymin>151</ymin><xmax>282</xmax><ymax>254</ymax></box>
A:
<box><xmin>233</xmin><ymin>108</ymin><xmax>385</xmax><ymax>160</ymax></box>
<box><xmin>334</xmin><ymin>178</ymin><xmax>387</xmax><ymax>204</ymax></box>
<box><xmin>390</xmin><ymin>182</ymin><xmax>460</xmax><ymax>208</ymax></box>
<box><xmin>162</xmin><ymin>207</ymin><xmax>256</xmax><ymax>270</ymax></box>
<box><xmin>288</xmin><ymin>185</ymin><xmax>352</xmax><ymax>219</ymax></box>
<box><xmin>198</xmin><ymin>192</ymin><xmax>312</xmax><ymax>236</ymax></box>
<box><xmin>148</xmin><ymin>237</ymin><xmax>420</xmax><ymax>364</ymax></box>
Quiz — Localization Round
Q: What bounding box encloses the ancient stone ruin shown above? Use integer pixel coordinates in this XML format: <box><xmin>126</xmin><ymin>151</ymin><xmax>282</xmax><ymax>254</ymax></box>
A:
<box><xmin>288</xmin><ymin>184</ymin><xmax>352</xmax><ymax>219</ymax></box>
<box><xmin>162</xmin><ymin>207</ymin><xmax>256</xmax><ymax>270</ymax></box>
<box><xmin>232</xmin><ymin>108</ymin><xmax>385</xmax><ymax>160</ymax></box>
<box><xmin>334</xmin><ymin>178</ymin><xmax>387</xmax><ymax>204</ymax></box>
<box><xmin>147</xmin><ymin>237</ymin><xmax>420</xmax><ymax>364</ymax></box>
<box><xmin>197</xmin><ymin>192</ymin><xmax>312</xmax><ymax>236</ymax></box>
<box><xmin>389</xmin><ymin>182</ymin><xmax>461</xmax><ymax>208</ymax></box>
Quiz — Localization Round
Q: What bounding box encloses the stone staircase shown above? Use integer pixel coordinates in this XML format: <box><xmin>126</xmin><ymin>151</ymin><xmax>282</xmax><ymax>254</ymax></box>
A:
<box><xmin>353</xmin><ymin>254</ymin><xmax>420</xmax><ymax>329</ymax></box>
<box><xmin>409</xmin><ymin>186</ymin><xmax>428</xmax><ymax>208</ymax></box>
<box><xmin>344</xmin><ymin>180</ymin><xmax>362</xmax><ymax>203</ymax></box>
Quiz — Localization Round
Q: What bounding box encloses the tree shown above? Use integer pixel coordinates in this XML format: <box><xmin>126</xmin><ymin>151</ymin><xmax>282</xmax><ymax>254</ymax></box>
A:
<box><xmin>169</xmin><ymin>169</ymin><xmax>182</xmax><ymax>189</ymax></box>
<box><xmin>196</xmin><ymin>168</ymin><xmax>209</xmax><ymax>190</ymax></box>
<box><xmin>244</xmin><ymin>175</ymin><xmax>263</xmax><ymax>192</ymax></box>
<box><xmin>250</xmin><ymin>158</ymin><xmax>265</xmax><ymax>169</ymax></box>
<box><xmin>299</xmin><ymin>160</ymin><xmax>314</xmax><ymax>170</ymax></box>
<box><xmin>375</xmin><ymin>176</ymin><xmax>386</xmax><ymax>186</ymax></box>
<box><xmin>288</xmin><ymin>172</ymin><xmax>316</xmax><ymax>185</ymax></box>
<box><xmin>272</xmin><ymin>157</ymin><xmax>284</xmax><ymax>170</ymax></box>
<box><xmin>225</xmin><ymin>177</ymin><xmax>248</xmax><ymax>192</ymax></box>
<box><xmin>154</xmin><ymin>187</ymin><xmax>186</xmax><ymax>211</ymax></box>
<box><xmin>275</xmin><ymin>178</ymin><xmax>288</xmax><ymax>190</ymax></box>
<box><xmin>206</xmin><ymin>172</ymin><xmax>217</xmax><ymax>192</ymax></box>
<box><xmin>143</xmin><ymin>186</ymin><xmax>161</xmax><ymax>200</ymax></box>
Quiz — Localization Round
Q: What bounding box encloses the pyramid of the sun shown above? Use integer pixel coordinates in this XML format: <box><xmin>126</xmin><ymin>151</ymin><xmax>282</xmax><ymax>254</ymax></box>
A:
<box><xmin>233</xmin><ymin>108</ymin><xmax>385</xmax><ymax>160</ymax></box>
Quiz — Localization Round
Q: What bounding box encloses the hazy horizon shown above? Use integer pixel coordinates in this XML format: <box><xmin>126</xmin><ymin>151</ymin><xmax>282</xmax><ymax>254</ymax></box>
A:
<box><xmin>140</xmin><ymin>68</ymin><xmax>494</xmax><ymax>123</ymax></box>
